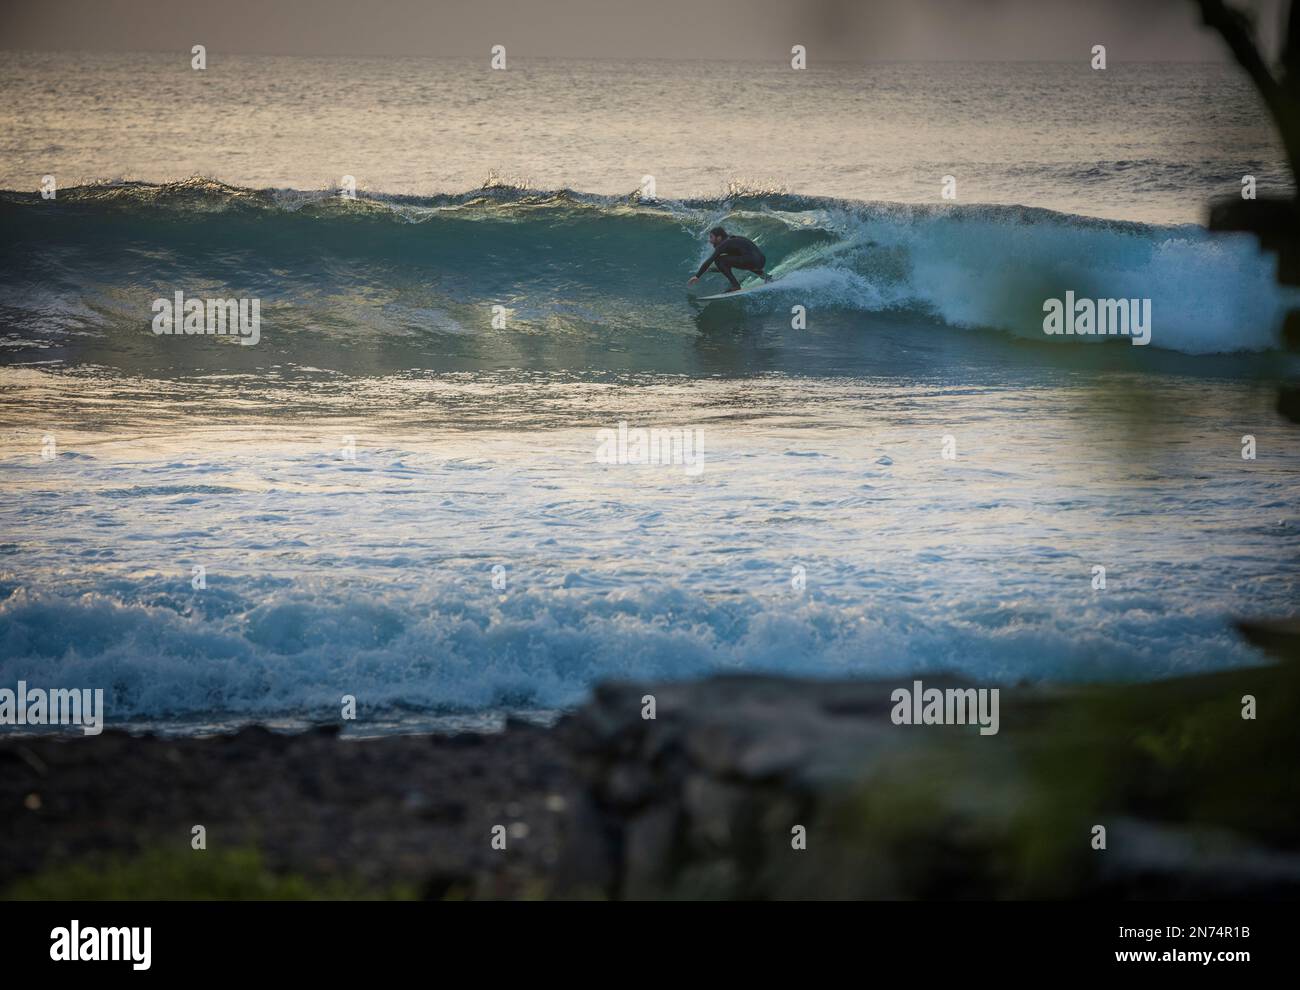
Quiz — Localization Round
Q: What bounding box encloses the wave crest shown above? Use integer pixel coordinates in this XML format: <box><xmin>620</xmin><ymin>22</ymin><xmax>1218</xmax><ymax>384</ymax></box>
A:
<box><xmin>0</xmin><ymin>179</ymin><xmax>1288</xmax><ymax>356</ymax></box>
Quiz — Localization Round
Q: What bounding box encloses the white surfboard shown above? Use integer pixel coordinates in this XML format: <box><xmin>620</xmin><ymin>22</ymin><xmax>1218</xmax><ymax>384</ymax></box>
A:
<box><xmin>693</xmin><ymin>277</ymin><xmax>780</xmax><ymax>301</ymax></box>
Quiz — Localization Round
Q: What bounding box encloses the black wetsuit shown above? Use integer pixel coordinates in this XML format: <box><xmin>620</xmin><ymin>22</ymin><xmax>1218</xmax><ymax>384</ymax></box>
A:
<box><xmin>695</xmin><ymin>236</ymin><xmax>768</xmax><ymax>290</ymax></box>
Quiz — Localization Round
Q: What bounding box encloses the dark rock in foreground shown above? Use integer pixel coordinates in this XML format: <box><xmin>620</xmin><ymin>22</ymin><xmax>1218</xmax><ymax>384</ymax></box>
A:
<box><xmin>3</xmin><ymin>662</ymin><xmax>1299</xmax><ymax>899</ymax></box>
<box><xmin>558</xmin><ymin>672</ymin><xmax>1300</xmax><ymax>899</ymax></box>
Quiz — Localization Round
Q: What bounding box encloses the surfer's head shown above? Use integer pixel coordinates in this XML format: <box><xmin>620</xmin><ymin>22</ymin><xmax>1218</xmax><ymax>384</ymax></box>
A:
<box><xmin>708</xmin><ymin>226</ymin><xmax>727</xmax><ymax>246</ymax></box>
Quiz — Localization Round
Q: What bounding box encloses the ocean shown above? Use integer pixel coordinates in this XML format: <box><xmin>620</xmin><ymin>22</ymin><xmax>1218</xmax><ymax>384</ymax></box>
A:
<box><xmin>1</xmin><ymin>51</ymin><xmax>1298</xmax><ymax>735</ymax></box>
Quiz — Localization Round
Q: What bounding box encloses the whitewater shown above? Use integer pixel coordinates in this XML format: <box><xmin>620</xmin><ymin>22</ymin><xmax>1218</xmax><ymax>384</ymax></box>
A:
<box><xmin>3</xmin><ymin>355</ymin><xmax>1298</xmax><ymax>732</ymax></box>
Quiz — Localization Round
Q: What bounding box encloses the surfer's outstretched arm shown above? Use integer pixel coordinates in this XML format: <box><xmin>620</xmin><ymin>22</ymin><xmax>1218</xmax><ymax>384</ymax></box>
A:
<box><xmin>693</xmin><ymin>247</ymin><xmax>722</xmax><ymax>281</ymax></box>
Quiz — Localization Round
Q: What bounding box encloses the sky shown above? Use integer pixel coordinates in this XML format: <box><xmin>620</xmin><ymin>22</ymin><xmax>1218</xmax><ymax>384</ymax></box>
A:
<box><xmin>0</xmin><ymin>0</ymin><xmax>1287</xmax><ymax>62</ymax></box>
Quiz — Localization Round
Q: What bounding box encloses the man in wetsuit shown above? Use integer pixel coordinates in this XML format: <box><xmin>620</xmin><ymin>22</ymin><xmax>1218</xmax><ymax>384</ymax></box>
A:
<box><xmin>687</xmin><ymin>226</ymin><xmax>772</xmax><ymax>293</ymax></box>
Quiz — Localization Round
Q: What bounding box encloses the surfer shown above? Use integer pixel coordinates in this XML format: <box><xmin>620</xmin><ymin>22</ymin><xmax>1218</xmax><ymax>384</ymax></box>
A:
<box><xmin>687</xmin><ymin>227</ymin><xmax>771</xmax><ymax>292</ymax></box>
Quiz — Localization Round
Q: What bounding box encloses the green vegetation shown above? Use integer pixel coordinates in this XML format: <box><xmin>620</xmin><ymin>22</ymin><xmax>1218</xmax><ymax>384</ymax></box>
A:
<box><xmin>3</xmin><ymin>846</ymin><xmax>416</xmax><ymax>901</ymax></box>
<box><xmin>1004</xmin><ymin>657</ymin><xmax>1299</xmax><ymax>895</ymax></box>
<box><xmin>814</xmin><ymin>656</ymin><xmax>1299</xmax><ymax>899</ymax></box>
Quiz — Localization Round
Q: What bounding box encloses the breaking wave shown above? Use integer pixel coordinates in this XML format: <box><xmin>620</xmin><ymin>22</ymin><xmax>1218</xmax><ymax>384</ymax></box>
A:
<box><xmin>0</xmin><ymin>177</ymin><xmax>1288</xmax><ymax>361</ymax></box>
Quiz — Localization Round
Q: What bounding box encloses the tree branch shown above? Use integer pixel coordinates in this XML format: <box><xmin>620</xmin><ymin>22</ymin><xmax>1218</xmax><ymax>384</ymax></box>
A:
<box><xmin>1195</xmin><ymin>0</ymin><xmax>1300</xmax><ymax>187</ymax></box>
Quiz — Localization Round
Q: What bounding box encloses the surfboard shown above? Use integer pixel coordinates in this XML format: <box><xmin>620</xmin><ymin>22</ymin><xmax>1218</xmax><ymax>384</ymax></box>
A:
<box><xmin>693</xmin><ymin>278</ymin><xmax>779</xmax><ymax>301</ymax></box>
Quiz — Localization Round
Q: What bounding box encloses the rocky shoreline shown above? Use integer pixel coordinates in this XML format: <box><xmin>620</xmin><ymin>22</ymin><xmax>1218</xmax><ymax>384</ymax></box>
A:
<box><xmin>1</xmin><ymin>718</ymin><xmax>579</xmax><ymax>899</ymax></box>
<box><xmin>4</xmin><ymin>660</ymin><xmax>1300</xmax><ymax>899</ymax></box>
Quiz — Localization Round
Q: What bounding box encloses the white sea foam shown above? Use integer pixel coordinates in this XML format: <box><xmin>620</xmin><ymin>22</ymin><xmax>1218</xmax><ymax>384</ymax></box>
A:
<box><xmin>1</xmin><ymin>373</ymin><xmax>1296</xmax><ymax>731</ymax></box>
